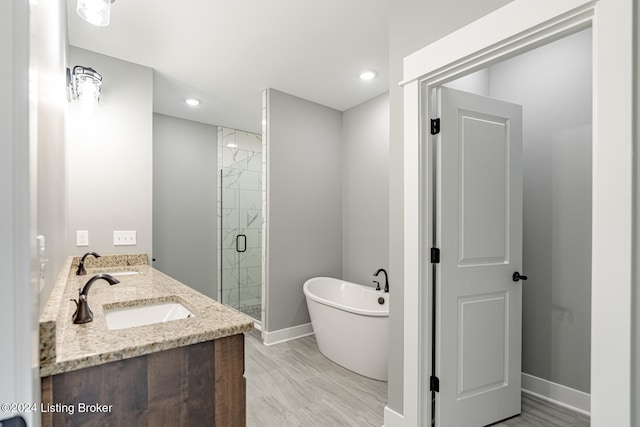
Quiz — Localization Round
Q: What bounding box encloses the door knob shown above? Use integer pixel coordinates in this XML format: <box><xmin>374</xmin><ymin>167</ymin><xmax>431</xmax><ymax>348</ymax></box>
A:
<box><xmin>512</xmin><ymin>272</ymin><xmax>528</xmax><ymax>282</ymax></box>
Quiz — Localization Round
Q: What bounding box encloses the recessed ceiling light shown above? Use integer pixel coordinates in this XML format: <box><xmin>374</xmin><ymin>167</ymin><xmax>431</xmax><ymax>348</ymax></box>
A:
<box><xmin>185</xmin><ymin>98</ymin><xmax>200</xmax><ymax>106</ymax></box>
<box><xmin>359</xmin><ymin>71</ymin><xmax>377</xmax><ymax>81</ymax></box>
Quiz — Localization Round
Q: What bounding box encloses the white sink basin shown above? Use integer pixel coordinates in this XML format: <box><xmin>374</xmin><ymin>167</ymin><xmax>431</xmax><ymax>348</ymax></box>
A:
<box><xmin>104</xmin><ymin>301</ymin><xmax>194</xmax><ymax>330</ymax></box>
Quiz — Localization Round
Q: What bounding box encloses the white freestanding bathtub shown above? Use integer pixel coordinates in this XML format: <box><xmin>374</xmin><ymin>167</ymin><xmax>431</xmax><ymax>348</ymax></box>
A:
<box><xmin>303</xmin><ymin>277</ymin><xmax>389</xmax><ymax>381</ymax></box>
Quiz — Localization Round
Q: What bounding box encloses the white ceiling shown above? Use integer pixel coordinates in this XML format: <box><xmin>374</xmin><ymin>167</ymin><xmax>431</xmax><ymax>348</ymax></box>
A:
<box><xmin>66</xmin><ymin>0</ymin><xmax>389</xmax><ymax>134</ymax></box>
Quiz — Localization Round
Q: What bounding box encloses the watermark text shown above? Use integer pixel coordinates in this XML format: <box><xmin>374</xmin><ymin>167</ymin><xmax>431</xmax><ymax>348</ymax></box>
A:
<box><xmin>2</xmin><ymin>402</ymin><xmax>113</xmax><ymax>415</ymax></box>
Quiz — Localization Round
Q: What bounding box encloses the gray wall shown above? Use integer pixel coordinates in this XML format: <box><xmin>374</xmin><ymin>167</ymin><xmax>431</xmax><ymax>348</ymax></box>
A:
<box><xmin>67</xmin><ymin>47</ymin><xmax>153</xmax><ymax>258</ymax></box>
<box><xmin>34</xmin><ymin>0</ymin><xmax>69</xmax><ymax>311</ymax></box>
<box><xmin>342</xmin><ymin>93</ymin><xmax>390</xmax><ymax>286</ymax></box>
<box><xmin>153</xmin><ymin>114</ymin><xmax>218</xmax><ymax>299</ymax></box>
<box><xmin>33</xmin><ymin>0</ymin><xmax>69</xmax><ymax>417</ymax></box>
<box><xmin>388</xmin><ymin>0</ymin><xmax>513</xmax><ymax>412</ymax></box>
<box><xmin>490</xmin><ymin>29</ymin><xmax>593</xmax><ymax>393</ymax></box>
<box><xmin>265</xmin><ymin>89</ymin><xmax>343</xmax><ymax>333</ymax></box>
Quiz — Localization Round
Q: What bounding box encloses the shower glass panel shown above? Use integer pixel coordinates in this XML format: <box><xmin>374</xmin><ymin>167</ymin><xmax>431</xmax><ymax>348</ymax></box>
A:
<box><xmin>219</xmin><ymin>128</ymin><xmax>262</xmax><ymax>323</ymax></box>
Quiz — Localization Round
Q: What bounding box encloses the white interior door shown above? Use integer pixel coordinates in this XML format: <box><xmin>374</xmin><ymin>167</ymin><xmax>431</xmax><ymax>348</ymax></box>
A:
<box><xmin>435</xmin><ymin>86</ymin><xmax>523</xmax><ymax>427</ymax></box>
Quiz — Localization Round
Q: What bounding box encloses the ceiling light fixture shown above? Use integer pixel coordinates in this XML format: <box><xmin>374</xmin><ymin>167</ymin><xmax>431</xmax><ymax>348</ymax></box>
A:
<box><xmin>68</xmin><ymin>65</ymin><xmax>103</xmax><ymax>115</ymax></box>
<box><xmin>185</xmin><ymin>98</ymin><xmax>200</xmax><ymax>106</ymax></box>
<box><xmin>359</xmin><ymin>70</ymin><xmax>377</xmax><ymax>81</ymax></box>
<box><xmin>77</xmin><ymin>0</ymin><xmax>116</xmax><ymax>27</ymax></box>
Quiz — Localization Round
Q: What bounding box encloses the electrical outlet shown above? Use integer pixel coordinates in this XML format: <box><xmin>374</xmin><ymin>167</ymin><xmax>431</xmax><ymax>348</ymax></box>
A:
<box><xmin>76</xmin><ymin>230</ymin><xmax>89</xmax><ymax>247</ymax></box>
<box><xmin>113</xmin><ymin>230</ymin><xmax>137</xmax><ymax>246</ymax></box>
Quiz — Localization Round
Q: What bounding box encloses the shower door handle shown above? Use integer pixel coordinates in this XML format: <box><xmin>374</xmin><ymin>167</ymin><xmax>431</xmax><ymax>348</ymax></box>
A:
<box><xmin>236</xmin><ymin>234</ymin><xmax>247</xmax><ymax>253</ymax></box>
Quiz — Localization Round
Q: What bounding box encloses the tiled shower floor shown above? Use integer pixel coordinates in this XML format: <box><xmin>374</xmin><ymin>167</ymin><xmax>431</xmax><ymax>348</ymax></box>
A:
<box><xmin>240</xmin><ymin>304</ymin><xmax>261</xmax><ymax>321</ymax></box>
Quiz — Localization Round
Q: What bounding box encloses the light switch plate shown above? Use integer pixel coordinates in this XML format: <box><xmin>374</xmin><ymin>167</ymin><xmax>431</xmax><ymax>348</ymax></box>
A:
<box><xmin>76</xmin><ymin>230</ymin><xmax>89</xmax><ymax>247</ymax></box>
<box><xmin>113</xmin><ymin>230</ymin><xmax>137</xmax><ymax>246</ymax></box>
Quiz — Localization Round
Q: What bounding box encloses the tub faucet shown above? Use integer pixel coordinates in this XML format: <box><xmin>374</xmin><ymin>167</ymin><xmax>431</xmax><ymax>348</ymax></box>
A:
<box><xmin>373</xmin><ymin>268</ymin><xmax>389</xmax><ymax>293</ymax></box>
<box><xmin>76</xmin><ymin>251</ymin><xmax>101</xmax><ymax>275</ymax></box>
<box><xmin>71</xmin><ymin>274</ymin><xmax>119</xmax><ymax>324</ymax></box>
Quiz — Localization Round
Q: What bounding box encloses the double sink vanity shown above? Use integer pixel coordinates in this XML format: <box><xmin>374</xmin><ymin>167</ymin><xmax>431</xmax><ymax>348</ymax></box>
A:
<box><xmin>39</xmin><ymin>254</ymin><xmax>253</xmax><ymax>426</ymax></box>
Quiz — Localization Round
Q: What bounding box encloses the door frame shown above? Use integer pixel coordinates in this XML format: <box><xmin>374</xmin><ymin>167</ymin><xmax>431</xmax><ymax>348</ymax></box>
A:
<box><xmin>401</xmin><ymin>0</ymin><xmax>635</xmax><ymax>426</ymax></box>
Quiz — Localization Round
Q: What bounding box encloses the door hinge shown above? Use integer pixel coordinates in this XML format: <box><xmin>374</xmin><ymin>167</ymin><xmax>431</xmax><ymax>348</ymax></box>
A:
<box><xmin>430</xmin><ymin>375</ymin><xmax>440</xmax><ymax>392</ymax></box>
<box><xmin>430</xmin><ymin>248</ymin><xmax>440</xmax><ymax>263</ymax></box>
<box><xmin>430</xmin><ymin>118</ymin><xmax>441</xmax><ymax>135</ymax></box>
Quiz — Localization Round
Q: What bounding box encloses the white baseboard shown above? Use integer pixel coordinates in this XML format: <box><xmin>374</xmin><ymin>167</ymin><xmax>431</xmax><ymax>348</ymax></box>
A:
<box><xmin>263</xmin><ymin>322</ymin><xmax>314</xmax><ymax>346</ymax></box>
<box><xmin>383</xmin><ymin>406</ymin><xmax>404</xmax><ymax>427</ymax></box>
<box><xmin>521</xmin><ymin>373</ymin><xmax>590</xmax><ymax>416</ymax></box>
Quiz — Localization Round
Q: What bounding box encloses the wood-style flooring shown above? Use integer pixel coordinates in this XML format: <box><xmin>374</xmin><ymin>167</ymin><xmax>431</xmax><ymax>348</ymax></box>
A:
<box><xmin>492</xmin><ymin>394</ymin><xmax>589</xmax><ymax>427</ymax></box>
<box><xmin>244</xmin><ymin>331</ymin><xmax>590</xmax><ymax>427</ymax></box>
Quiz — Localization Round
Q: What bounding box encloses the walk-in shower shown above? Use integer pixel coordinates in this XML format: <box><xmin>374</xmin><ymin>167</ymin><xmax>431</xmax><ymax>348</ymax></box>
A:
<box><xmin>217</xmin><ymin>127</ymin><xmax>263</xmax><ymax>325</ymax></box>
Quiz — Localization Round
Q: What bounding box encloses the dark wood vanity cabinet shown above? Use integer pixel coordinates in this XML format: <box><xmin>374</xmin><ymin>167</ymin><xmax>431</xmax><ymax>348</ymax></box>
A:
<box><xmin>41</xmin><ymin>334</ymin><xmax>246</xmax><ymax>427</ymax></box>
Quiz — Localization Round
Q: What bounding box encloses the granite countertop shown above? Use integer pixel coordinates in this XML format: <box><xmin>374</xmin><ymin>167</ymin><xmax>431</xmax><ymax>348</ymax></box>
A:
<box><xmin>39</xmin><ymin>254</ymin><xmax>253</xmax><ymax>377</ymax></box>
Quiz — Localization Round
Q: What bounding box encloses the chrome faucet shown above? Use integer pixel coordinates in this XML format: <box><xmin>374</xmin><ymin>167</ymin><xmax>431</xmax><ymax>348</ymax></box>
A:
<box><xmin>71</xmin><ymin>274</ymin><xmax>119</xmax><ymax>324</ymax></box>
<box><xmin>76</xmin><ymin>251</ymin><xmax>101</xmax><ymax>275</ymax></box>
<box><xmin>373</xmin><ymin>268</ymin><xmax>389</xmax><ymax>293</ymax></box>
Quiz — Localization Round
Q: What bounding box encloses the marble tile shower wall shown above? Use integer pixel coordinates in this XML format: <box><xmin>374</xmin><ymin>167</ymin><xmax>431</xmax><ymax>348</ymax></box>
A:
<box><xmin>217</xmin><ymin>127</ymin><xmax>263</xmax><ymax>318</ymax></box>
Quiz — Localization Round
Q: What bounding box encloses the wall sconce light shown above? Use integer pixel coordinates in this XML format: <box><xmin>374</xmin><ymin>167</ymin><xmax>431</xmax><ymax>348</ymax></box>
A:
<box><xmin>67</xmin><ymin>65</ymin><xmax>103</xmax><ymax>114</ymax></box>
<box><xmin>77</xmin><ymin>0</ymin><xmax>116</xmax><ymax>27</ymax></box>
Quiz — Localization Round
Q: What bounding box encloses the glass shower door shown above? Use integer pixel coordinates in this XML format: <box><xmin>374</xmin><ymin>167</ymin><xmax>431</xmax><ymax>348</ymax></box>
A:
<box><xmin>220</xmin><ymin>153</ymin><xmax>262</xmax><ymax>322</ymax></box>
